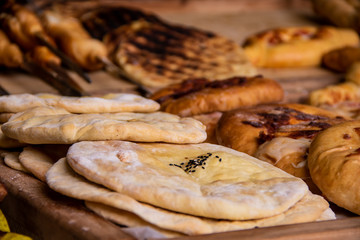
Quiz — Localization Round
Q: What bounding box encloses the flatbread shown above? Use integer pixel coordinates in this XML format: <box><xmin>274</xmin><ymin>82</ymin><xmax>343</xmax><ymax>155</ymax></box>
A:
<box><xmin>0</xmin><ymin>125</ymin><xmax>24</xmax><ymax>149</ymax></box>
<box><xmin>47</xmin><ymin>158</ymin><xmax>332</xmax><ymax>235</ymax></box>
<box><xmin>84</xmin><ymin>201</ymin><xmax>184</xmax><ymax>238</ymax></box>
<box><xmin>0</xmin><ymin>93</ymin><xmax>159</xmax><ymax>113</ymax></box>
<box><xmin>0</xmin><ymin>113</ymin><xmax>14</xmax><ymax>123</ymax></box>
<box><xmin>106</xmin><ymin>20</ymin><xmax>257</xmax><ymax>88</ymax></box>
<box><xmin>66</xmin><ymin>140</ymin><xmax>309</xmax><ymax>220</ymax></box>
<box><xmin>19</xmin><ymin>146</ymin><xmax>67</xmax><ymax>182</ymax></box>
<box><xmin>2</xmin><ymin>107</ymin><xmax>206</xmax><ymax>144</ymax></box>
<box><xmin>2</xmin><ymin>151</ymin><xmax>29</xmax><ymax>173</ymax></box>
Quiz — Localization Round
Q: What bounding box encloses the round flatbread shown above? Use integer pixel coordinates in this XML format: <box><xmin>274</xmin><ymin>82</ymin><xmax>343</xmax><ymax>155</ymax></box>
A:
<box><xmin>47</xmin><ymin>158</ymin><xmax>332</xmax><ymax>235</ymax></box>
<box><xmin>19</xmin><ymin>146</ymin><xmax>68</xmax><ymax>182</ymax></box>
<box><xmin>66</xmin><ymin>140</ymin><xmax>309</xmax><ymax>221</ymax></box>
<box><xmin>0</xmin><ymin>93</ymin><xmax>159</xmax><ymax>114</ymax></box>
<box><xmin>1</xmin><ymin>106</ymin><xmax>206</xmax><ymax>144</ymax></box>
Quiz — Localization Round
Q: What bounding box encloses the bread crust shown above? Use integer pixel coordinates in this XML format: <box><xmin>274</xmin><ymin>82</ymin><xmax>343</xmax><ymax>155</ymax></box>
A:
<box><xmin>243</xmin><ymin>26</ymin><xmax>359</xmax><ymax>67</ymax></box>
<box><xmin>216</xmin><ymin>104</ymin><xmax>346</xmax><ymax>178</ymax></box>
<box><xmin>150</xmin><ymin>76</ymin><xmax>284</xmax><ymax>117</ymax></box>
<box><xmin>308</xmin><ymin>120</ymin><xmax>360</xmax><ymax>214</ymax></box>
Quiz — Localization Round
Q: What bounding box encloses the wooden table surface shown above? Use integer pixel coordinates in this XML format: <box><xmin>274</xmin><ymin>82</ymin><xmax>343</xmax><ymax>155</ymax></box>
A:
<box><xmin>1</xmin><ymin>1</ymin><xmax>360</xmax><ymax>239</ymax></box>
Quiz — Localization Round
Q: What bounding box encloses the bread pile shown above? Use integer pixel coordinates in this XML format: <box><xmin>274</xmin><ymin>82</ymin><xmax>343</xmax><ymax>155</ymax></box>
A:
<box><xmin>0</xmin><ymin>92</ymin><xmax>335</xmax><ymax>238</ymax></box>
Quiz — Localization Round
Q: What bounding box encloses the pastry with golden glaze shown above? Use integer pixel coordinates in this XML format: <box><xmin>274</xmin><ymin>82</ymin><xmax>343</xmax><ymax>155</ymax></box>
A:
<box><xmin>243</xmin><ymin>26</ymin><xmax>359</xmax><ymax>67</ymax></box>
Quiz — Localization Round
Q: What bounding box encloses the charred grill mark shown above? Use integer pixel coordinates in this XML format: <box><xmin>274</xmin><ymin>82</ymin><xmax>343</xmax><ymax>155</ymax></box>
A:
<box><xmin>343</xmin><ymin>134</ymin><xmax>351</xmax><ymax>139</ymax></box>
<box><xmin>308</xmin><ymin>121</ymin><xmax>331</xmax><ymax>129</ymax></box>
<box><xmin>250</xmin><ymin>107</ymin><xmax>343</xmax><ymax>143</ymax></box>
<box><xmin>258</xmin><ymin>131</ymin><xmax>274</xmax><ymax>145</ymax></box>
<box><xmin>242</xmin><ymin>121</ymin><xmax>264</xmax><ymax>128</ymax></box>
<box><xmin>81</xmin><ymin>7</ymin><xmax>165</xmax><ymax>39</ymax></box>
<box><xmin>107</xmin><ymin>18</ymin><xmax>248</xmax><ymax>82</ymax></box>
<box><xmin>354</xmin><ymin>127</ymin><xmax>360</xmax><ymax>137</ymax></box>
<box><xmin>287</xmin><ymin>130</ymin><xmax>319</xmax><ymax>139</ymax></box>
<box><xmin>274</xmin><ymin>107</ymin><xmax>327</xmax><ymax>121</ymax></box>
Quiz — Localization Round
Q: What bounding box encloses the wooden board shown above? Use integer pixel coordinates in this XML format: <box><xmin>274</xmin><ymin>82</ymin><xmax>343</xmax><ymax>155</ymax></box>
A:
<box><xmin>1</xmin><ymin>1</ymin><xmax>359</xmax><ymax>239</ymax></box>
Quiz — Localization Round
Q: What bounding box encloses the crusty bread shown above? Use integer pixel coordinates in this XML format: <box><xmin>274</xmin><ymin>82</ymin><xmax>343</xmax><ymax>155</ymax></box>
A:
<box><xmin>308</xmin><ymin>120</ymin><xmax>360</xmax><ymax>214</ymax></box>
<box><xmin>216</xmin><ymin>103</ymin><xmax>346</xmax><ymax>178</ymax></box>
<box><xmin>150</xmin><ymin>76</ymin><xmax>284</xmax><ymax>117</ymax></box>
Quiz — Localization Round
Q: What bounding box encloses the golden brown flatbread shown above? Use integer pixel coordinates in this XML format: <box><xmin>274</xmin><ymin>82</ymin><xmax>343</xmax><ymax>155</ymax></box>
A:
<box><xmin>1</xmin><ymin>107</ymin><xmax>206</xmax><ymax>144</ymax></box>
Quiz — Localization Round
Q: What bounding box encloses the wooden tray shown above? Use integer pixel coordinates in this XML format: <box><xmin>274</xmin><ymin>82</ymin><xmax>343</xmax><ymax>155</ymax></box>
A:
<box><xmin>1</xmin><ymin>1</ymin><xmax>360</xmax><ymax>239</ymax></box>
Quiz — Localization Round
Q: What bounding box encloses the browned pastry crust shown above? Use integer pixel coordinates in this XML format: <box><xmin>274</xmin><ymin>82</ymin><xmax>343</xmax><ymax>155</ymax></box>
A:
<box><xmin>216</xmin><ymin>103</ymin><xmax>346</xmax><ymax>178</ymax></box>
<box><xmin>150</xmin><ymin>76</ymin><xmax>284</xmax><ymax>117</ymax></box>
<box><xmin>322</xmin><ymin>46</ymin><xmax>360</xmax><ymax>72</ymax></box>
<box><xmin>308</xmin><ymin>120</ymin><xmax>360</xmax><ymax>214</ymax></box>
<box><xmin>243</xmin><ymin>26</ymin><xmax>359</xmax><ymax>67</ymax></box>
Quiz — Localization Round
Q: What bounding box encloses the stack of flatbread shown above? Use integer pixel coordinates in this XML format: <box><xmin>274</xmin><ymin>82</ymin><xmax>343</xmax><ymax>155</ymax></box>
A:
<box><xmin>0</xmin><ymin>93</ymin><xmax>335</xmax><ymax>238</ymax></box>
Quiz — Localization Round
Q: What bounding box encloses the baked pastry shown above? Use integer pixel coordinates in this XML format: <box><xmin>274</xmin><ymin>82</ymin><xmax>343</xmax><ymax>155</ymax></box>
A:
<box><xmin>105</xmin><ymin>20</ymin><xmax>257</xmax><ymax>88</ymax></box>
<box><xmin>1</xmin><ymin>106</ymin><xmax>206</xmax><ymax>144</ymax></box>
<box><xmin>150</xmin><ymin>76</ymin><xmax>284</xmax><ymax>117</ymax></box>
<box><xmin>312</xmin><ymin>0</ymin><xmax>360</xmax><ymax>31</ymax></box>
<box><xmin>216</xmin><ymin>103</ymin><xmax>346</xmax><ymax>178</ymax></box>
<box><xmin>243</xmin><ymin>26</ymin><xmax>359</xmax><ymax>67</ymax></box>
<box><xmin>309</xmin><ymin>62</ymin><xmax>360</xmax><ymax>119</ymax></box>
<box><xmin>322</xmin><ymin>46</ymin><xmax>360</xmax><ymax>72</ymax></box>
<box><xmin>308</xmin><ymin>120</ymin><xmax>360</xmax><ymax>214</ymax></box>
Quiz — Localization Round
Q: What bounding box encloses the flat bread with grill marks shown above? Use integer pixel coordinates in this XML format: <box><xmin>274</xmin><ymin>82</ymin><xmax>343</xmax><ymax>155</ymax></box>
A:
<box><xmin>66</xmin><ymin>140</ymin><xmax>309</xmax><ymax>221</ymax></box>
<box><xmin>105</xmin><ymin>20</ymin><xmax>257</xmax><ymax>88</ymax></box>
<box><xmin>1</xmin><ymin>106</ymin><xmax>206</xmax><ymax>144</ymax></box>
<box><xmin>150</xmin><ymin>76</ymin><xmax>283</xmax><ymax>117</ymax></box>
<box><xmin>216</xmin><ymin>104</ymin><xmax>346</xmax><ymax>178</ymax></box>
